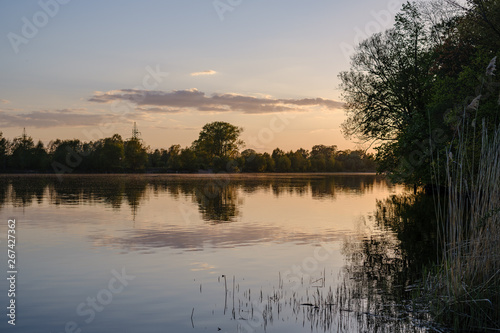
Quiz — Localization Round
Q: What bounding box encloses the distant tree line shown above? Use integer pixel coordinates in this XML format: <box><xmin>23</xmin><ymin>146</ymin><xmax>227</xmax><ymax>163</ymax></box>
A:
<box><xmin>0</xmin><ymin>130</ymin><xmax>148</xmax><ymax>173</ymax></box>
<box><xmin>0</xmin><ymin>122</ymin><xmax>376</xmax><ymax>174</ymax></box>
<box><xmin>148</xmin><ymin>145</ymin><xmax>375</xmax><ymax>173</ymax></box>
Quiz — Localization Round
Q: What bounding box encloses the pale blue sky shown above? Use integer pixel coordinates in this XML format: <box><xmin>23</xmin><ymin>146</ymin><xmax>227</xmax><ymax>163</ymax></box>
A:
<box><xmin>0</xmin><ymin>0</ymin><xmax>403</xmax><ymax>152</ymax></box>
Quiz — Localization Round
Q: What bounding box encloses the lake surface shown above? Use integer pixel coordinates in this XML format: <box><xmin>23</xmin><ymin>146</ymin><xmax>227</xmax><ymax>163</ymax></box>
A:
<box><xmin>0</xmin><ymin>174</ymin><xmax>436</xmax><ymax>332</ymax></box>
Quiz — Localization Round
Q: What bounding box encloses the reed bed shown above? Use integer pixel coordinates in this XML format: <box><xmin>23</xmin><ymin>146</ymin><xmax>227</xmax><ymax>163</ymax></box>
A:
<box><xmin>425</xmin><ymin>118</ymin><xmax>500</xmax><ymax>331</ymax></box>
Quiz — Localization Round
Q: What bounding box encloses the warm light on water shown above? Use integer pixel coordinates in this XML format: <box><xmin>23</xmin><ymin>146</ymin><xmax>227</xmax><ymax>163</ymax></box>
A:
<box><xmin>0</xmin><ymin>174</ymin><xmax>435</xmax><ymax>332</ymax></box>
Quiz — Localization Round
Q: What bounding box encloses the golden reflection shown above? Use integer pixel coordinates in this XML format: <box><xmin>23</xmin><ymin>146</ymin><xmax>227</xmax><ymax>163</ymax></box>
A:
<box><xmin>0</xmin><ymin>174</ymin><xmax>389</xmax><ymax>223</ymax></box>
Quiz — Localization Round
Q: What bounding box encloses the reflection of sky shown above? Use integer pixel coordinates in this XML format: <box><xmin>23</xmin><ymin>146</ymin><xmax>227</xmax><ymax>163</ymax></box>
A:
<box><xmin>0</xmin><ymin>175</ymin><xmax>406</xmax><ymax>332</ymax></box>
<box><xmin>0</xmin><ymin>175</ymin><xmax>403</xmax><ymax>250</ymax></box>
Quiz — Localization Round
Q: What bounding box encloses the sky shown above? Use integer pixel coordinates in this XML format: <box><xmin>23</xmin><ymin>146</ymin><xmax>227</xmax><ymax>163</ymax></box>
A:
<box><xmin>0</xmin><ymin>0</ymin><xmax>404</xmax><ymax>153</ymax></box>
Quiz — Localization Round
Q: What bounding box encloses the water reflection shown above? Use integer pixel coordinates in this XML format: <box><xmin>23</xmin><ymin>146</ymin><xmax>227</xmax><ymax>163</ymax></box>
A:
<box><xmin>0</xmin><ymin>174</ymin><xmax>395</xmax><ymax>252</ymax></box>
<box><xmin>343</xmin><ymin>195</ymin><xmax>435</xmax><ymax>299</ymax></box>
<box><xmin>215</xmin><ymin>193</ymin><xmax>439</xmax><ymax>332</ymax></box>
<box><xmin>0</xmin><ymin>174</ymin><xmax>441</xmax><ymax>332</ymax></box>
<box><xmin>193</xmin><ymin>182</ymin><xmax>240</xmax><ymax>223</ymax></box>
<box><xmin>0</xmin><ymin>174</ymin><xmax>387</xmax><ymax>223</ymax></box>
<box><xmin>0</xmin><ymin>177</ymin><xmax>8</xmax><ymax>209</ymax></box>
<box><xmin>8</xmin><ymin>176</ymin><xmax>48</xmax><ymax>206</ymax></box>
<box><xmin>374</xmin><ymin>193</ymin><xmax>439</xmax><ymax>270</ymax></box>
<box><xmin>337</xmin><ymin>192</ymin><xmax>439</xmax><ymax>331</ymax></box>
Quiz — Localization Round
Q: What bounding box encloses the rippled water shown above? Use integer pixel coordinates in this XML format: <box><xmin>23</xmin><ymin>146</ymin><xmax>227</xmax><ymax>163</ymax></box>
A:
<box><xmin>0</xmin><ymin>174</ymin><xmax>435</xmax><ymax>332</ymax></box>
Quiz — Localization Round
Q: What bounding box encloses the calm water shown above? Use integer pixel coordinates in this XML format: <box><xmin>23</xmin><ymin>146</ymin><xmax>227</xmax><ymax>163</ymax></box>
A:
<box><xmin>0</xmin><ymin>174</ymin><xmax>436</xmax><ymax>332</ymax></box>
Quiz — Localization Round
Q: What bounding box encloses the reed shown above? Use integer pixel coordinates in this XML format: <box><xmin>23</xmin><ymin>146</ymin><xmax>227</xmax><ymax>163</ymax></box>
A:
<box><xmin>425</xmin><ymin>70</ymin><xmax>500</xmax><ymax>330</ymax></box>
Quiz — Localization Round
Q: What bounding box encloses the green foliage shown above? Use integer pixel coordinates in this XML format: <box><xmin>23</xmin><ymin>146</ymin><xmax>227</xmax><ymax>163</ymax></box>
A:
<box><xmin>10</xmin><ymin>130</ymin><xmax>37</xmax><ymax>170</ymax></box>
<box><xmin>0</xmin><ymin>132</ymin><xmax>9</xmax><ymax>170</ymax></box>
<box><xmin>192</xmin><ymin>121</ymin><xmax>244</xmax><ymax>167</ymax></box>
<box><xmin>33</xmin><ymin>140</ymin><xmax>50</xmax><ymax>171</ymax></box>
<box><xmin>124</xmin><ymin>138</ymin><xmax>148</xmax><ymax>172</ymax></box>
<box><xmin>310</xmin><ymin>145</ymin><xmax>336</xmax><ymax>172</ymax></box>
<box><xmin>50</xmin><ymin>139</ymin><xmax>88</xmax><ymax>172</ymax></box>
<box><xmin>262</xmin><ymin>153</ymin><xmax>275</xmax><ymax>172</ymax></box>
<box><xmin>0</xmin><ymin>124</ymin><xmax>377</xmax><ymax>174</ymax></box>
<box><xmin>166</xmin><ymin>144</ymin><xmax>182</xmax><ymax>170</ymax></box>
<box><xmin>287</xmin><ymin>150</ymin><xmax>306</xmax><ymax>172</ymax></box>
<box><xmin>93</xmin><ymin>134</ymin><xmax>125</xmax><ymax>172</ymax></box>
<box><xmin>241</xmin><ymin>149</ymin><xmax>268</xmax><ymax>172</ymax></box>
<box><xmin>275</xmin><ymin>155</ymin><xmax>292</xmax><ymax>172</ymax></box>
<box><xmin>340</xmin><ymin>1</ymin><xmax>500</xmax><ymax>187</ymax></box>
<box><xmin>339</xmin><ymin>3</ymin><xmax>435</xmax><ymax>143</ymax></box>
<box><xmin>179</xmin><ymin>148</ymin><xmax>198</xmax><ymax>172</ymax></box>
<box><xmin>148</xmin><ymin>149</ymin><xmax>162</xmax><ymax>168</ymax></box>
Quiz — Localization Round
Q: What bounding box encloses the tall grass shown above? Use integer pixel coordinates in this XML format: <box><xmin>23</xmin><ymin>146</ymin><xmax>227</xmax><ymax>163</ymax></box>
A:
<box><xmin>426</xmin><ymin>112</ymin><xmax>500</xmax><ymax>331</ymax></box>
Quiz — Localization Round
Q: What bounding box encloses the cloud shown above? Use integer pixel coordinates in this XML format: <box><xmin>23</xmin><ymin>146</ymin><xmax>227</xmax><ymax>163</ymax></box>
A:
<box><xmin>89</xmin><ymin>89</ymin><xmax>344</xmax><ymax>114</ymax></box>
<box><xmin>190</xmin><ymin>70</ymin><xmax>217</xmax><ymax>76</ymax></box>
<box><xmin>135</xmin><ymin>106</ymin><xmax>183</xmax><ymax>114</ymax></box>
<box><xmin>155</xmin><ymin>125</ymin><xmax>198</xmax><ymax>131</ymax></box>
<box><xmin>0</xmin><ymin>99</ymin><xmax>10</xmax><ymax>104</ymax></box>
<box><xmin>0</xmin><ymin>109</ymin><xmax>117</xmax><ymax>128</ymax></box>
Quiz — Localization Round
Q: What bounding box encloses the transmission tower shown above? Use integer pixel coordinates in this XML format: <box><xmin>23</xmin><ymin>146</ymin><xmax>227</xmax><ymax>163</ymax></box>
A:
<box><xmin>132</xmin><ymin>122</ymin><xmax>141</xmax><ymax>140</ymax></box>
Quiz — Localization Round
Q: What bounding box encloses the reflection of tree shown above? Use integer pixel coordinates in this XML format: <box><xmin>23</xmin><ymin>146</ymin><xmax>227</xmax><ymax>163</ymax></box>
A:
<box><xmin>240</xmin><ymin>179</ymin><xmax>271</xmax><ymax>194</ymax></box>
<box><xmin>0</xmin><ymin>175</ymin><xmax>392</xmax><ymax>224</ymax></box>
<box><xmin>338</xmin><ymin>232</ymin><xmax>429</xmax><ymax>332</ymax></box>
<box><xmin>123</xmin><ymin>178</ymin><xmax>148</xmax><ymax>219</ymax></box>
<box><xmin>267</xmin><ymin>175</ymin><xmax>382</xmax><ymax>199</ymax></box>
<box><xmin>98</xmin><ymin>180</ymin><xmax>125</xmax><ymax>209</ymax></box>
<box><xmin>10</xmin><ymin>176</ymin><xmax>48</xmax><ymax>207</ymax></box>
<box><xmin>271</xmin><ymin>177</ymin><xmax>309</xmax><ymax>197</ymax></box>
<box><xmin>311</xmin><ymin>175</ymin><xmax>381</xmax><ymax>198</ymax></box>
<box><xmin>339</xmin><ymin>192</ymin><xmax>438</xmax><ymax>330</ymax></box>
<box><xmin>50</xmin><ymin>178</ymin><xmax>86</xmax><ymax>206</ymax></box>
<box><xmin>192</xmin><ymin>181</ymin><xmax>239</xmax><ymax>223</ymax></box>
<box><xmin>310</xmin><ymin>177</ymin><xmax>336</xmax><ymax>198</ymax></box>
<box><xmin>342</xmin><ymin>232</ymin><xmax>407</xmax><ymax>304</ymax></box>
<box><xmin>374</xmin><ymin>193</ymin><xmax>438</xmax><ymax>272</ymax></box>
<box><xmin>50</xmin><ymin>176</ymin><xmax>125</xmax><ymax>208</ymax></box>
<box><xmin>0</xmin><ymin>178</ymin><xmax>7</xmax><ymax>208</ymax></box>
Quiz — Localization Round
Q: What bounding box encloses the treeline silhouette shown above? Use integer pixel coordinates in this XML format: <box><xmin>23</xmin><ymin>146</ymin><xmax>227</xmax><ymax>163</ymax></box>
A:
<box><xmin>0</xmin><ymin>129</ymin><xmax>376</xmax><ymax>173</ymax></box>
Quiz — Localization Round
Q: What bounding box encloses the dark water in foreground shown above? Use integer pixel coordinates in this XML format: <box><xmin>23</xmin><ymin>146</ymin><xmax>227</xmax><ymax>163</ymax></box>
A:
<box><xmin>0</xmin><ymin>174</ymin><xmax>437</xmax><ymax>332</ymax></box>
